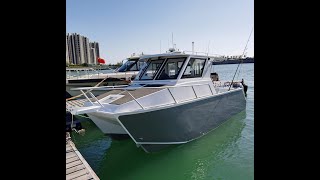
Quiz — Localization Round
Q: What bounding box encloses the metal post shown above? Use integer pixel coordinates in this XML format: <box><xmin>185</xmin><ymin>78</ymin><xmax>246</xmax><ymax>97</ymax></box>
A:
<box><xmin>167</xmin><ymin>88</ymin><xmax>177</xmax><ymax>104</ymax></box>
<box><xmin>80</xmin><ymin>90</ymin><xmax>94</xmax><ymax>105</ymax></box>
<box><xmin>207</xmin><ymin>84</ymin><xmax>214</xmax><ymax>95</ymax></box>
<box><xmin>88</xmin><ymin>92</ymin><xmax>104</xmax><ymax>107</ymax></box>
<box><xmin>191</xmin><ymin>86</ymin><xmax>198</xmax><ymax>98</ymax></box>
<box><xmin>192</xmin><ymin>42</ymin><xmax>194</xmax><ymax>54</ymax></box>
<box><xmin>126</xmin><ymin>90</ymin><xmax>144</xmax><ymax>109</ymax></box>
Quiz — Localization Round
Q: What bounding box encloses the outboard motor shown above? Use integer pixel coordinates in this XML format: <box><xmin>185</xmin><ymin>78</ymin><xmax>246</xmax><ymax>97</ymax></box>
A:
<box><xmin>66</xmin><ymin>111</ymin><xmax>83</xmax><ymax>132</ymax></box>
<box><xmin>210</xmin><ymin>72</ymin><xmax>219</xmax><ymax>81</ymax></box>
<box><xmin>241</xmin><ymin>79</ymin><xmax>248</xmax><ymax>97</ymax></box>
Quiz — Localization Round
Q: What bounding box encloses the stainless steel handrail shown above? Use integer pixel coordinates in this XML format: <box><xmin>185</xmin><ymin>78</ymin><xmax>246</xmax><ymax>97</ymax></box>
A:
<box><xmin>79</xmin><ymin>83</ymin><xmax>214</xmax><ymax>110</ymax></box>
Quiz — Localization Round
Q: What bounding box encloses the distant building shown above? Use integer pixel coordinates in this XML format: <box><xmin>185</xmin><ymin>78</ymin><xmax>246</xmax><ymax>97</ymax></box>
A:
<box><xmin>66</xmin><ymin>36</ymin><xmax>70</xmax><ymax>64</ymax></box>
<box><xmin>90</xmin><ymin>42</ymin><xmax>100</xmax><ymax>64</ymax></box>
<box><xmin>66</xmin><ymin>33</ymin><xmax>100</xmax><ymax>65</ymax></box>
<box><xmin>90</xmin><ymin>47</ymin><xmax>97</xmax><ymax>65</ymax></box>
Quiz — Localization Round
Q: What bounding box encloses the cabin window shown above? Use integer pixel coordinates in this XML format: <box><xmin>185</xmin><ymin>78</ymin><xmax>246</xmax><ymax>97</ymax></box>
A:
<box><xmin>118</xmin><ymin>60</ymin><xmax>135</xmax><ymax>72</ymax></box>
<box><xmin>129</xmin><ymin>61</ymin><xmax>139</xmax><ymax>71</ymax></box>
<box><xmin>138</xmin><ymin>61</ymin><xmax>145</xmax><ymax>70</ymax></box>
<box><xmin>156</xmin><ymin>58</ymin><xmax>186</xmax><ymax>80</ymax></box>
<box><xmin>181</xmin><ymin>58</ymin><xmax>206</xmax><ymax>78</ymax></box>
<box><xmin>140</xmin><ymin>59</ymin><xmax>165</xmax><ymax>80</ymax></box>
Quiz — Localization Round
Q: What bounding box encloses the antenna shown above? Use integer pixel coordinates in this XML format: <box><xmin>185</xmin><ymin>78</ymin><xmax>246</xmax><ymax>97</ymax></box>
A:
<box><xmin>207</xmin><ymin>40</ymin><xmax>210</xmax><ymax>56</ymax></box>
<box><xmin>202</xmin><ymin>40</ymin><xmax>211</xmax><ymax>76</ymax></box>
<box><xmin>160</xmin><ymin>40</ymin><xmax>161</xmax><ymax>53</ymax></box>
<box><xmin>172</xmin><ymin>32</ymin><xmax>174</xmax><ymax>49</ymax></box>
<box><xmin>228</xmin><ymin>27</ymin><xmax>254</xmax><ymax>91</ymax></box>
<box><xmin>192</xmin><ymin>42</ymin><xmax>194</xmax><ymax>54</ymax></box>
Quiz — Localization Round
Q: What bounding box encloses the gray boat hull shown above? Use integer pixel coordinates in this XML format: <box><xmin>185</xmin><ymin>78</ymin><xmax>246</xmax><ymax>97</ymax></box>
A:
<box><xmin>118</xmin><ymin>89</ymin><xmax>246</xmax><ymax>153</ymax></box>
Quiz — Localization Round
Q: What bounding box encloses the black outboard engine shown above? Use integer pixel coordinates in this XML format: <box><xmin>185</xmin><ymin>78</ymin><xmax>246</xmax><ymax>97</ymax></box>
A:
<box><xmin>66</xmin><ymin>111</ymin><xmax>82</xmax><ymax>132</ymax></box>
<box><xmin>210</xmin><ymin>72</ymin><xmax>219</xmax><ymax>81</ymax></box>
<box><xmin>241</xmin><ymin>79</ymin><xmax>248</xmax><ymax>97</ymax></box>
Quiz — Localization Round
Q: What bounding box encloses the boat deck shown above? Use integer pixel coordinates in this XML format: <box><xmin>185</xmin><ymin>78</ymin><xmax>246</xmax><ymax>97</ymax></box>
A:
<box><xmin>66</xmin><ymin>99</ymin><xmax>91</xmax><ymax>111</ymax></box>
<box><xmin>66</xmin><ymin>135</ymin><xmax>99</xmax><ymax>180</ymax></box>
<box><xmin>66</xmin><ymin>88</ymin><xmax>165</xmax><ymax>111</ymax></box>
<box><xmin>93</xmin><ymin>88</ymin><xmax>164</xmax><ymax>105</ymax></box>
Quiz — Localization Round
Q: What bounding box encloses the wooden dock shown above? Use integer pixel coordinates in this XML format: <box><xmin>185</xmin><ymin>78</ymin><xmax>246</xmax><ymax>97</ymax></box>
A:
<box><xmin>66</xmin><ymin>136</ymin><xmax>100</xmax><ymax>180</ymax></box>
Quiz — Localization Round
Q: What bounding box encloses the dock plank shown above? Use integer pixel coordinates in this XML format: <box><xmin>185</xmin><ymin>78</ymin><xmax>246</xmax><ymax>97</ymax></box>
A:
<box><xmin>66</xmin><ymin>160</ymin><xmax>83</xmax><ymax>169</ymax></box>
<box><xmin>66</xmin><ymin>164</ymin><xmax>86</xmax><ymax>175</ymax></box>
<box><xmin>66</xmin><ymin>145</ymin><xmax>73</xmax><ymax>152</ymax></box>
<box><xmin>66</xmin><ymin>156</ymin><xmax>80</xmax><ymax>164</ymax></box>
<box><xmin>66</xmin><ymin>139</ymin><xmax>99</xmax><ymax>180</ymax></box>
<box><xmin>72</xmin><ymin>173</ymin><xmax>94</xmax><ymax>180</ymax></box>
<box><xmin>66</xmin><ymin>152</ymin><xmax>77</xmax><ymax>159</ymax></box>
<box><xmin>66</xmin><ymin>168</ymin><xmax>89</xmax><ymax>180</ymax></box>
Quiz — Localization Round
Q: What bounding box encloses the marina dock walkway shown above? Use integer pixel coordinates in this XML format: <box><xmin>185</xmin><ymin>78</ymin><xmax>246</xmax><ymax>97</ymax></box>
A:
<box><xmin>66</xmin><ymin>135</ymin><xmax>100</xmax><ymax>180</ymax></box>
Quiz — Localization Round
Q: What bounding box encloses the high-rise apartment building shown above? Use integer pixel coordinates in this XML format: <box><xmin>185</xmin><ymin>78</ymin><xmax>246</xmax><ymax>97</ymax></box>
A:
<box><xmin>89</xmin><ymin>42</ymin><xmax>100</xmax><ymax>64</ymax></box>
<box><xmin>66</xmin><ymin>36</ymin><xmax>70</xmax><ymax>64</ymax></box>
<box><xmin>66</xmin><ymin>33</ymin><xmax>100</xmax><ymax>65</ymax></box>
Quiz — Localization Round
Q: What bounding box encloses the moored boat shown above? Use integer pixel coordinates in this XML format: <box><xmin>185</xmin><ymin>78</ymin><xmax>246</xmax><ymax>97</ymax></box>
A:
<box><xmin>70</xmin><ymin>51</ymin><xmax>247</xmax><ymax>153</ymax></box>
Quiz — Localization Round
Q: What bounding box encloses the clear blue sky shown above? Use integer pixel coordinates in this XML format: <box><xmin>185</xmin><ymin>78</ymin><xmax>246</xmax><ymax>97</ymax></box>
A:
<box><xmin>67</xmin><ymin>0</ymin><xmax>254</xmax><ymax>64</ymax></box>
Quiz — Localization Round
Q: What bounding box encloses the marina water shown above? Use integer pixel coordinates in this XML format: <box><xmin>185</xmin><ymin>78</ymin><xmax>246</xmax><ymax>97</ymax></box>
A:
<box><xmin>70</xmin><ymin>63</ymin><xmax>254</xmax><ymax>180</ymax></box>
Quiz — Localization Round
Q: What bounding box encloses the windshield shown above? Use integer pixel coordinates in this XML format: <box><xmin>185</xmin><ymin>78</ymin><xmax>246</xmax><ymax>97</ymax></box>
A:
<box><xmin>139</xmin><ymin>58</ymin><xmax>165</xmax><ymax>80</ymax></box>
<box><xmin>156</xmin><ymin>58</ymin><xmax>186</xmax><ymax>80</ymax></box>
<box><xmin>117</xmin><ymin>59</ymin><xmax>138</xmax><ymax>72</ymax></box>
<box><xmin>138</xmin><ymin>57</ymin><xmax>187</xmax><ymax>80</ymax></box>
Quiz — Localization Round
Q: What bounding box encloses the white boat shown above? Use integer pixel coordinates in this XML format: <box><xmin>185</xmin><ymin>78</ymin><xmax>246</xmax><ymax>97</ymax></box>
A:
<box><xmin>69</xmin><ymin>51</ymin><xmax>247</xmax><ymax>153</ymax></box>
<box><xmin>66</xmin><ymin>56</ymin><xmax>144</xmax><ymax>97</ymax></box>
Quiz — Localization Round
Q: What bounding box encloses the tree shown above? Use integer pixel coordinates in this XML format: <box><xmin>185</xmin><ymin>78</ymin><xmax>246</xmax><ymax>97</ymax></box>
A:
<box><xmin>116</xmin><ymin>61</ymin><xmax>123</xmax><ymax>66</ymax></box>
<box><xmin>82</xmin><ymin>63</ymin><xmax>88</xmax><ymax>67</ymax></box>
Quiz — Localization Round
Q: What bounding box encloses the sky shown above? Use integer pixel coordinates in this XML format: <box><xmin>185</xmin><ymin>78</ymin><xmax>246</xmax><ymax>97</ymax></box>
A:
<box><xmin>67</xmin><ymin>0</ymin><xmax>254</xmax><ymax>64</ymax></box>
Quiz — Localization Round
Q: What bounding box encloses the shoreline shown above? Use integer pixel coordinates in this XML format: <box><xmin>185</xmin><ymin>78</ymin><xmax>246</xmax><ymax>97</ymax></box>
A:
<box><xmin>212</xmin><ymin>58</ymin><xmax>254</xmax><ymax>65</ymax></box>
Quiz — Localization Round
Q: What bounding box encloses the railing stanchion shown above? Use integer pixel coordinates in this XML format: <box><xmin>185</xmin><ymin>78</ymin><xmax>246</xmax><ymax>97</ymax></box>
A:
<box><xmin>208</xmin><ymin>84</ymin><xmax>214</xmax><ymax>95</ymax></box>
<box><xmin>191</xmin><ymin>86</ymin><xmax>198</xmax><ymax>99</ymax></box>
<box><xmin>126</xmin><ymin>90</ymin><xmax>145</xmax><ymax>110</ymax></box>
<box><xmin>80</xmin><ymin>90</ymin><xmax>94</xmax><ymax>105</ymax></box>
<box><xmin>167</xmin><ymin>88</ymin><xmax>177</xmax><ymax>104</ymax></box>
<box><xmin>88</xmin><ymin>92</ymin><xmax>104</xmax><ymax>107</ymax></box>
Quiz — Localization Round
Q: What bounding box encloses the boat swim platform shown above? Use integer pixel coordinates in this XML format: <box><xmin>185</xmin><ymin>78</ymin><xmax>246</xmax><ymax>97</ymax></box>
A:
<box><xmin>66</xmin><ymin>135</ymin><xmax>100</xmax><ymax>180</ymax></box>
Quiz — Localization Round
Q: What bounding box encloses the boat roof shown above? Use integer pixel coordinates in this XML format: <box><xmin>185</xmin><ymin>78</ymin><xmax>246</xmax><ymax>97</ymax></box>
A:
<box><xmin>139</xmin><ymin>52</ymin><xmax>218</xmax><ymax>60</ymax></box>
<box><xmin>66</xmin><ymin>68</ymin><xmax>95</xmax><ymax>71</ymax></box>
<box><xmin>127</xmin><ymin>56</ymin><xmax>141</xmax><ymax>60</ymax></box>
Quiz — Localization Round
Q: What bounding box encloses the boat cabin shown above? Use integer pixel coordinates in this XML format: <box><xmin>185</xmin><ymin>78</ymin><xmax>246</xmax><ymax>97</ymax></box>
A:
<box><xmin>132</xmin><ymin>52</ymin><xmax>214</xmax><ymax>86</ymax></box>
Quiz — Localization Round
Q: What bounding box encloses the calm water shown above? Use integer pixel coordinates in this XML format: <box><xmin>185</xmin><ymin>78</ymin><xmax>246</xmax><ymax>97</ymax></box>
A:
<box><xmin>70</xmin><ymin>63</ymin><xmax>254</xmax><ymax>180</ymax></box>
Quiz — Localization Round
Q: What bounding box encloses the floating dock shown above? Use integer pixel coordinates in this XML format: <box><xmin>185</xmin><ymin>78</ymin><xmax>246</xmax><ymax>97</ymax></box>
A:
<box><xmin>66</xmin><ymin>134</ymin><xmax>100</xmax><ymax>180</ymax></box>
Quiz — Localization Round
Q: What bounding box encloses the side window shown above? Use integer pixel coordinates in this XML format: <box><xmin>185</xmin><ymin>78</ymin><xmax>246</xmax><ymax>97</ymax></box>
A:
<box><xmin>138</xmin><ymin>61</ymin><xmax>145</xmax><ymax>70</ymax></box>
<box><xmin>182</xmin><ymin>58</ymin><xmax>206</xmax><ymax>79</ymax></box>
